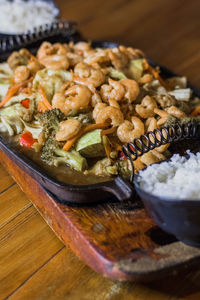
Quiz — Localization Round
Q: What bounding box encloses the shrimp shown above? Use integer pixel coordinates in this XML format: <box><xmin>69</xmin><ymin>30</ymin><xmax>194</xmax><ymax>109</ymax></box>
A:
<box><xmin>140</xmin><ymin>149</ymin><xmax>166</xmax><ymax>166</ymax></box>
<box><xmin>108</xmin><ymin>99</ymin><xmax>120</xmax><ymax>109</ymax></box>
<box><xmin>100</xmin><ymin>78</ymin><xmax>125</xmax><ymax>102</ymax></box>
<box><xmin>108</xmin><ymin>48</ymin><xmax>129</xmax><ymax>69</ymax></box>
<box><xmin>73</xmin><ymin>62</ymin><xmax>105</xmax><ymax>87</ymax></box>
<box><xmin>66</xmin><ymin>52</ymin><xmax>83</xmax><ymax>67</ymax></box>
<box><xmin>119</xmin><ymin>45</ymin><xmax>144</xmax><ymax>59</ymax></box>
<box><xmin>134</xmin><ymin>157</ymin><xmax>146</xmax><ymax>173</ymax></box>
<box><xmin>117</xmin><ymin>117</ymin><xmax>144</xmax><ymax>143</ymax></box>
<box><xmin>14</xmin><ymin>65</ymin><xmax>30</xmax><ymax>83</ymax></box>
<box><xmin>154</xmin><ymin>108</ymin><xmax>169</xmax><ymax>126</ymax></box>
<box><xmin>37</xmin><ymin>42</ymin><xmax>69</xmax><ymax>70</ymax></box>
<box><xmin>93</xmin><ymin>103</ymin><xmax>107</xmax><ymax>120</ymax></box>
<box><xmin>94</xmin><ymin>105</ymin><xmax>124</xmax><ymax>127</ymax></box>
<box><xmin>27</xmin><ymin>56</ymin><xmax>43</xmax><ymax>74</ymax></box>
<box><xmin>73</xmin><ymin>42</ymin><xmax>92</xmax><ymax>53</ymax></box>
<box><xmin>135</xmin><ymin>96</ymin><xmax>157</xmax><ymax>118</ymax></box>
<box><xmin>91</xmin><ymin>91</ymin><xmax>102</xmax><ymax>107</ymax></box>
<box><xmin>84</xmin><ymin>48</ymin><xmax>110</xmax><ymax>65</ymax></box>
<box><xmin>138</xmin><ymin>74</ymin><xmax>153</xmax><ymax>84</ymax></box>
<box><xmin>56</xmin><ymin>119</ymin><xmax>82</xmax><ymax>141</ymax></box>
<box><xmin>120</xmin><ymin>78</ymin><xmax>139</xmax><ymax>102</ymax></box>
<box><xmin>52</xmin><ymin>85</ymin><xmax>91</xmax><ymax>115</ymax></box>
<box><xmin>165</xmin><ymin>106</ymin><xmax>186</xmax><ymax>118</ymax></box>
<box><xmin>145</xmin><ymin>117</ymin><xmax>158</xmax><ymax>132</ymax></box>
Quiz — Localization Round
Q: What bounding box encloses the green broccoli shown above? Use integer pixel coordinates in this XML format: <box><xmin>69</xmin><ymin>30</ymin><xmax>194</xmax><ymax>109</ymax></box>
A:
<box><xmin>35</xmin><ymin>108</ymin><xmax>66</xmax><ymax>139</ymax></box>
<box><xmin>41</xmin><ymin>137</ymin><xmax>87</xmax><ymax>171</ymax></box>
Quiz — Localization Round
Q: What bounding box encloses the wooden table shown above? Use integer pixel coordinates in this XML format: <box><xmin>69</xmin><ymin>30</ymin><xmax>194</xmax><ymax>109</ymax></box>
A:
<box><xmin>1</xmin><ymin>0</ymin><xmax>200</xmax><ymax>299</ymax></box>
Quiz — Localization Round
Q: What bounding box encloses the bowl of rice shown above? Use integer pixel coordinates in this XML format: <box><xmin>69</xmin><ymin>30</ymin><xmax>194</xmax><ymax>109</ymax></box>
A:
<box><xmin>0</xmin><ymin>0</ymin><xmax>59</xmax><ymax>36</ymax></box>
<box><xmin>135</xmin><ymin>150</ymin><xmax>200</xmax><ymax>247</ymax></box>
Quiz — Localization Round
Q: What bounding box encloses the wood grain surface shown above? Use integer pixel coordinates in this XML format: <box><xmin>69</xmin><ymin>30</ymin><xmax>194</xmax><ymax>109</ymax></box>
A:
<box><xmin>0</xmin><ymin>0</ymin><xmax>200</xmax><ymax>299</ymax></box>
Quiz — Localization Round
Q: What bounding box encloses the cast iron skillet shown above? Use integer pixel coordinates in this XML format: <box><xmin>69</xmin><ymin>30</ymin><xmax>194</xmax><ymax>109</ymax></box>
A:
<box><xmin>0</xmin><ymin>21</ymin><xmax>200</xmax><ymax>204</ymax></box>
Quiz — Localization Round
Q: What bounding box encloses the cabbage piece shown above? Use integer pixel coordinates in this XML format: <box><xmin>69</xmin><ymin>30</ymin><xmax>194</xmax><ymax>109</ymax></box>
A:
<box><xmin>33</xmin><ymin>68</ymin><xmax>72</xmax><ymax>101</ymax></box>
<box><xmin>107</xmin><ymin>67</ymin><xmax>126</xmax><ymax>80</ymax></box>
<box><xmin>0</xmin><ymin>83</ymin><xmax>10</xmax><ymax>100</ymax></box>
<box><xmin>129</xmin><ymin>59</ymin><xmax>143</xmax><ymax>81</ymax></box>
<box><xmin>76</xmin><ymin>129</ymin><xmax>106</xmax><ymax>158</ymax></box>
<box><xmin>0</xmin><ymin>63</ymin><xmax>13</xmax><ymax>79</ymax></box>
<box><xmin>169</xmin><ymin>88</ymin><xmax>191</xmax><ymax>102</ymax></box>
<box><xmin>0</xmin><ymin>105</ymin><xmax>24</xmax><ymax>136</ymax></box>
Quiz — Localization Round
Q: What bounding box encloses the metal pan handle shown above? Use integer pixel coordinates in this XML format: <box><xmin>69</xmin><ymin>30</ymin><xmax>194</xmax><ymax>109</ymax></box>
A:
<box><xmin>102</xmin><ymin>177</ymin><xmax>135</xmax><ymax>202</ymax></box>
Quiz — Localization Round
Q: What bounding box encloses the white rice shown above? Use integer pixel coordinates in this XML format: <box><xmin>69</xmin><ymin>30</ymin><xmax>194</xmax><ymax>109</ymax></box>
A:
<box><xmin>0</xmin><ymin>0</ymin><xmax>59</xmax><ymax>34</ymax></box>
<box><xmin>137</xmin><ymin>150</ymin><xmax>200</xmax><ymax>200</ymax></box>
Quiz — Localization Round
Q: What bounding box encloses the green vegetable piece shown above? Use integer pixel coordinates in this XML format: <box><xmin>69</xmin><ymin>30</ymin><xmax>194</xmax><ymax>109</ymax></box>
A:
<box><xmin>33</xmin><ymin>69</ymin><xmax>72</xmax><ymax>101</ymax></box>
<box><xmin>107</xmin><ymin>67</ymin><xmax>126</xmax><ymax>80</ymax></box>
<box><xmin>0</xmin><ymin>83</ymin><xmax>10</xmax><ymax>100</ymax></box>
<box><xmin>65</xmin><ymin>150</ymin><xmax>88</xmax><ymax>172</ymax></box>
<box><xmin>41</xmin><ymin>137</ymin><xmax>87</xmax><ymax>172</ymax></box>
<box><xmin>129</xmin><ymin>59</ymin><xmax>143</xmax><ymax>81</ymax></box>
<box><xmin>76</xmin><ymin>129</ymin><xmax>105</xmax><ymax>157</ymax></box>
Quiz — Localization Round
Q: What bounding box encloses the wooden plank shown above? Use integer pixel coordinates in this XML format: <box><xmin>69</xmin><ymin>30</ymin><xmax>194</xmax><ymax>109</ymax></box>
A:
<box><xmin>0</xmin><ymin>184</ymin><xmax>31</xmax><ymax>229</ymax></box>
<box><xmin>0</xmin><ymin>205</ymin><xmax>64</xmax><ymax>299</ymax></box>
<box><xmin>7</xmin><ymin>248</ymin><xmax>175</xmax><ymax>300</ymax></box>
<box><xmin>1</xmin><ymin>148</ymin><xmax>200</xmax><ymax>283</ymax></box>
<box><xmin>0</xmin><ymin>164</ymin><xmax>14</xmax><ymax>193</ymax></box>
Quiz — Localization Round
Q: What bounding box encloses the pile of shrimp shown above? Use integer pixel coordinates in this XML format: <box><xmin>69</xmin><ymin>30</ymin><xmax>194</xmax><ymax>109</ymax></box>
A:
<box><xmin>5</xmin><ymin>41</ymin><xmax>199</xmax><ymax>173</ymax></box>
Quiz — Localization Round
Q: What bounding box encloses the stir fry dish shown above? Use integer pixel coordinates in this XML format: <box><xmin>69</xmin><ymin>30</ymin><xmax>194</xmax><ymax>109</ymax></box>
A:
<box><xmin>0</xmin><ymin>41</ymin><xmax>200</xmax><ymax>183</ymax></box>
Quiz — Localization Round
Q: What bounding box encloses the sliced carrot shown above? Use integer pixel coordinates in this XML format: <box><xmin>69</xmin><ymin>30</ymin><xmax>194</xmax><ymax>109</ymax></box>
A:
<box><xmin>101</xmin><ymin>127</ymin><xmax>116</xmax><ymax>136</ymax></box>
<box><xmin>38</xmin><ymin>86</ymin><xmax>52</xmax><ymax>110</ymax></box>
<box><xmin>143</xmin><ymin>59</ymin><xmax>169</xmax><ymax>90</ymax></box>
<box><xmin>38</xmin><ymin>100</ymin><xmax>49</xmax><ymax>113</ymax></box>
<box><xmin>0</xmin><ymin>78</ymin><xmax>31</xmax><ymax>108</ymax></box>
<box><xmin>191</xmin><ymin>106</ymin><xmax>200</xmax><ymax>117</ymax></box>
<box><xmin>62</xmin><ymin>123</ymin><xmax>109</xmax><ymax>151</ymax></box>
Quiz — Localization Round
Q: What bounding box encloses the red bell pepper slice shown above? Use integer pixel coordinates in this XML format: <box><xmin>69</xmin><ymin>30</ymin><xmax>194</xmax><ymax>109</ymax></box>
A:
<box><xmin>19</xmin><ymin>132</ymin><xmax>37</xmax><ymax>148</ymax></box>
<box><xmin>21</xmin><ymin>98</ymin><xmax>30</xmax><ymax>109</ymax></box>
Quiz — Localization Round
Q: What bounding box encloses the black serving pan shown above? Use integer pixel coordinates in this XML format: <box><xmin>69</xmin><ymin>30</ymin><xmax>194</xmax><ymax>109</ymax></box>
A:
<box><xmin>0</xmin><ymin>22</ymin><xmax>200</xmax><ymax>204</ymax></box>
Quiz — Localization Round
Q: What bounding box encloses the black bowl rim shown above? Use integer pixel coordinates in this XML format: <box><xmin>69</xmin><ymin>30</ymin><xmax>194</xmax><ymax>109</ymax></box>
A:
<box><xmin>0</xmin><ymin>0</ymin><xmax>60</xmax><ymax>37</ymax></box>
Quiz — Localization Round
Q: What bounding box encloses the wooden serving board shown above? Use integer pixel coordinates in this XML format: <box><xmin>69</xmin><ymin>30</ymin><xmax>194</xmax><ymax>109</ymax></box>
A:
<box><xmin>1</xmin><ymin>149</ymin><xmax>200</xmax><ymax>282</ymax></box>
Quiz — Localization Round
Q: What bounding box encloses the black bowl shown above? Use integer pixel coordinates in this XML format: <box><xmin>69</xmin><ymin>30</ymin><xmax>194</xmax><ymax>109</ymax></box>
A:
<box><xmin>134</xmin><ymin>175</ymin><xmax>200</xmax><ymax>247</ymax></box>
<box><xmin>0</xmin><ymin>0</ymin><xmax>60</xmax><ymax>38</ymax></box>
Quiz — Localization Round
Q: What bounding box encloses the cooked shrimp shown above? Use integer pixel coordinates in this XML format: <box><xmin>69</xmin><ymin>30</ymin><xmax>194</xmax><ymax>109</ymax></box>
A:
<box><xmin>73</xmin><ymin>42</ymin><xmax>92</xmax><ymax>53</ymax></box>
<box><xmin>52</xmin><ymin>85</ymin><xmax>91</xmax><ymax>115</ymax></box>
<box><xmin>100</xmin><ymin>78</ymin><xmax>125</xmax><ymax>102</ymax></box>
<box><xmin>146</xmin><ymin>117</ymin><xmax>158</xmax><ymax>132</ymax></box>
<box><xmin>27</xmin><ymin>56</ymin><xmax>43</xmax><ymax>74</ymax></box>
<box><xmin>119</xmin><ymin>45</ymin><xmax>144</xmax><ymax>59</ymax></box>
<box><xmin>135</xmin><ymin>96</ymin><xmax>157</xmax><ymax>118</ymax></box>
<box><xmin>117</xmin><ymin>117</ymin><xmax>144</xmax><ymax>143</ymax></box>
<box><xmin>140</xmin><ymin>149</ymin><xmax>166</xmax><ymax>166</ymax></box>
<box><xmin>73</xmin><ymin>62</ymin><xmax>105</xmax><ymax>87</ymax></box>
<box><xmin>108</xmin><ymin>99</ymin><xmax>120</xmax><ymax>109</ymax></box>
<box><xmin>165</xmin><ymin>106</ymin><xmax>186</xmax><ymax>118</ymax></box>
<box><xmin>66</xmin><ymin>52</ymin><xmax>83</xmax><ymax>67</ymax></box>
<box><xmin>95</xmin><ymin>105</ymin><xmax>124</xmax><ymax>127</ymax></box>
<box><xmin>138</xmin><ymin>74</ymin><xmax>153</xmax><ymax>84</ymax></box>
<box><xmin>134</xmin><ymin>157</ymin><xmax>146</xmax><ymax>173</ymax></box>
<box><xmin>84</xmin><ymin>48</ymin><xmax>110</xmax><ymax>65</ymax></box>
<box><xmin>108</xmin><ymin>48</ymin><xmax>129</xmax><ymax>69</ymax></box>
<box><xmin>91</xmin><ymin>91</ymin><xmax>102</xmax><ymax>107</ymax></box>
<box><xmin>37</xmin><ymin>42</ymin><xmax>69</xmax><ymax>70</ymax></box>
<box><xmin>154</xmin><ymin>108</ymin><xmax>170</xmax><ymax>126</ymax></box>
<box><xmin>92</xmin><ymin>103</ymin><xmax>107</xmax><ymax>120</ymax></box>
<box><xmin>56</xmin><ymin>119</ymin><xmax>82</xmax><ymax>141</ymax></box>
<box><xmin>14</xmin><ymin>65</ymin><xmax>30</xmax><ymax>83</ymax></box>
<box><xmin>120</xmin><ymin>78</ymin><xmax>139</xmax><ymax>102</ymax></box>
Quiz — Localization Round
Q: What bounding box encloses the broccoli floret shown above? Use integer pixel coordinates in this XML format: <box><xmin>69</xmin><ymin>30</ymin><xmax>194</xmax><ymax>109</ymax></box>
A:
<box><xmin>35</xmin><ymin>108</ymin><xmax>66</xmax><ymax>139</ymax></box>
<box><xmin>41</xmin><ymin>137</ymin><xmax>87</xmax><ymax>171</ymax></box>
